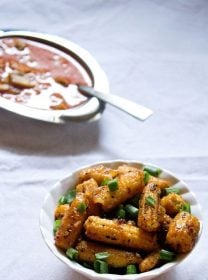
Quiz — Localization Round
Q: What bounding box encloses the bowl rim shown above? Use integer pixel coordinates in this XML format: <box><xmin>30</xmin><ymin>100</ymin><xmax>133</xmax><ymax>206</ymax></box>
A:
<box><xmin>0</xmin><ymin>30</ymin><xmax>109</xmax><ymax>123</ymax></box>
<box><xmin>39</xmin><ymin>159</ymin><xmax>203</xmax><ymax>280</ymax></box>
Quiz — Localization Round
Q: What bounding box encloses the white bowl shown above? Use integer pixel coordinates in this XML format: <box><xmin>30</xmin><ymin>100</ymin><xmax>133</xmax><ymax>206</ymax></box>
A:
<box><xmin>40</xmin><ymin>160</ymin><xmax>203</xmax><ymax>280</ymax></box>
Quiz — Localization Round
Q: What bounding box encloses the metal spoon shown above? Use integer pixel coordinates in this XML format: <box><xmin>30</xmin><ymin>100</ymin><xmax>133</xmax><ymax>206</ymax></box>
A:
<box><xmin>78</xmin><ymin>85</ymin><xmax>153</xmax><ymax>121</ymax></box>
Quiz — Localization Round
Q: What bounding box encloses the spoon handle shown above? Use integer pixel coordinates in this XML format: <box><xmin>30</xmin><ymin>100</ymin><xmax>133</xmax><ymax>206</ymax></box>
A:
<box><xmin>78</xmin><ymin>85</ymin><xmax>153</xmax><ymax>121</ymax></box>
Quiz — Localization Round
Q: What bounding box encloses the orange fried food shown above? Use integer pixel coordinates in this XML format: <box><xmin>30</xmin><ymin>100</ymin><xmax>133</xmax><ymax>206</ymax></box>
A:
<box><xmin>55</xmin><ymin>193</ymin><xmax>88</xmax><ymax>250</ymax></box>
<box><xmin>138</xmin><ymin>183</ymin><xmax>161</xmax><ymax>232</ymax></box>
<box><xmin>166</xmin><ymin>211</ymin><xmax>200</xmax><ymax>253</ymax></box>
<box><xmin>76</xmin><ymin>240</ymin><xmax>142</xmax><ymax>267</ymax></box>
<box><xmin>84</xmin><ymin>216</ymin><xmax>158</xmax><ymax>251</ymax></box>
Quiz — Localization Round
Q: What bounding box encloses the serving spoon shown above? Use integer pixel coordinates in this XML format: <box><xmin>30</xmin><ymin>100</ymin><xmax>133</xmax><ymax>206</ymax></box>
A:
<box><xmin>78</xmin><ymin>85</ymin><xmax>153</xmax><ymax>121</ymax></box>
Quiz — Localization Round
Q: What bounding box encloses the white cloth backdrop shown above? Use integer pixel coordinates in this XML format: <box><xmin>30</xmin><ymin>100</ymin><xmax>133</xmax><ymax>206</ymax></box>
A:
<box><xmin>0</xmin><ymin>1</ymin><xmax>207</xmax><ymax>279</ymax></box>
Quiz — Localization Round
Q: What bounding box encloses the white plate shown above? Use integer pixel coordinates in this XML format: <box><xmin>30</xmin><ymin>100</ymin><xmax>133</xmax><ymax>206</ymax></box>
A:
<box><xmin>40</xmin><ymin>160</ymin><xmax>203</xmax><ymax>280</ymax></box>
<box><xmin>0</xmin><ymin>31</ymin><xmax>109</xmax><ymax>123</ymax></box>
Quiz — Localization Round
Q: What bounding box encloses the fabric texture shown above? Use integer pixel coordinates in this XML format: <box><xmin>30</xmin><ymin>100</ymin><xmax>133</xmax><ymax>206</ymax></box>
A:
<box><xmin>0</xmin><ymin>1</ymin><xmax>207</xmax><ymax>279</ymax></box>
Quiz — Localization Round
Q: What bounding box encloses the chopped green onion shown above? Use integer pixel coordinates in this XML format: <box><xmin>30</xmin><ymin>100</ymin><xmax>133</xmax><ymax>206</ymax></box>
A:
<box><xmin>181</xmin><ymin>202</ymin><xmax>191</xmax><ymax>213</ymax></box>
<box><xmin>165</xmin><ymin>187</ymin><xmax>180</xmax><ymax>195</ymax></box>
<box><xmin>117</xmin><ymin>208</ymin><xmax>126</xmax><ymax>219</ymax></box>
<box><xmin>83</xmin><ymin>262</ymin><xmax>92</xmax><ymax>269</ymax></box>
<box><xmin>126</xmin><ymin>264</ymin><xmax>137</xmax><ymax>274</ymax></box>
<box><xmin>130</xmin><ymin>194</ymin><xmax>140</xmax><ymax>207</ymax></box>
<box><xmin>159</xmin><ymin>249</ymin><xmax>175</xmax><ymax>262</ymax></box>
<box><xmin>66</xmin><ymin>248</ymin><xmax>78</xmax><ymax>260</ymax></box>
<box><xmin>59</xmin><ymin>189</ymin><xmax>76</xmax><ymax>205</ymax></box>
<box><xmin>145</xmin><ymin>195</ymin><xmax>156</xmax><ymax>207</ymax></box>
<box><xmin>53</xmin><ymin>219</ymin><xmax>61</xmax><ymax>234</ymax></box>
<box><xmin>101</xmin><ymin>178</ymin><xmax>111</xmax><ymax>186</ymax></box>
<box><xmin>95</xmin><ymin>252</ymin><xmax>110</xmax><ymax>260</ymax></box>
<box><xmin>77</xmin><ymin>202</ymin><xmax>87</xmax><ymax>214</ymax></box>
<box><xmin>93</xmin><ymin>260</ymin><xmax>109</xmax><ymax>273</ymax></box>
<box><xmin>65</xmin><ymin>189</ymin><xmax>76</xmax><ymax>204</ymax></box>
<box><xmin>58</xmin><ymin>195</ymin><xmax>67</xmax><ymax>205</ymax></box>
<box><xmin>143</xmin><ymin>166</ymin><xmax>161</xmax><ymax>177</ymax></box>
<box><xmin>107</xmin><ymin>178</ymin><xmax>118</xmax><ymax>191</ymax></box>
<box><xmin>125</xmin><ymin>204</ymin><xmax>139</xmax><ymax>219</ymax></box>
<box><xmin>144</xmin><ymin>170</ymin><xmax>151</xmax><ymax>184</ymax></box>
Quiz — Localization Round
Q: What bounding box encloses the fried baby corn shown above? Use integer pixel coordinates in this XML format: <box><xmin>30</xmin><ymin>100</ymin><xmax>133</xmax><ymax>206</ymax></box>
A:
<box><xmin>160</xmin><ymin>193</ymin><xmax>186</xmax><ymax>217</ymax></box>
<box><xmin>76</xmin><ymin>240</ymin><xmax>142</xmax><ymax>267</ymax></box>
<box><xmin>84</xmin><ymin>216</ymin><xmax>158</xmax><ymax>251</ymax></box>
<box><xmin>138</xmin><ymin>183</ymin><xmax>161</xmax><ymax>232</ymax></box>
<box><xmin>54</xmin><ymin>204</ymin><xmax>69</xmax><ymax>219</ymax></box>
<box><xmin>76</xmin><ymin>178</ymin><xmax>101</xmax><ymax>216</ymax></box>
<box><xmin>79</xmin><ymin>165</ymin><xmax>118</xmax><ymax>185</ymax></box>
<box><xmin>139</xmin><ymin>251</ymin><xmax>160</xmax><ymax>272</ymax></box>
<box><xmin>93</xmin><ymin>169</ymin><xmax>144</xmax><ymax>211</ymax></box>
<box><xmin>55</xmin><ymin>193</ymin><xmax>88</xmax><ymax>250</ymax></box>
<box><xmin>166</xmin><ymin>211</ymin><xmax>200</xmax><ymax>253</ymax></box>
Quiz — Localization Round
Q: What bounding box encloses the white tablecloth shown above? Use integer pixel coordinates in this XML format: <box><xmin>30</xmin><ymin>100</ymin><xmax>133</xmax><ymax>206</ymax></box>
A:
<box><xmin>0</xmin><ymin>1</ymin><xmax>207</xmax><ymax>279</ymax></box>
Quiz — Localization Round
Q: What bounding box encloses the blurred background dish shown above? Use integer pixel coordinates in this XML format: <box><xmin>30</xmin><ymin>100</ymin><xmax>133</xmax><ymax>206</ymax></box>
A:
<box><xmin>0</xmin><ymin>30</ymin><xmax>109</xmax><ymax>123</ymax></box>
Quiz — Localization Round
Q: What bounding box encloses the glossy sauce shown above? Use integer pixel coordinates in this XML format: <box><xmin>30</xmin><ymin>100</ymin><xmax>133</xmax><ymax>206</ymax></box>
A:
<box><xmin>0</xmin><ymin>37</ymin><xmax>91</xmax><ymax>110</ymax></box>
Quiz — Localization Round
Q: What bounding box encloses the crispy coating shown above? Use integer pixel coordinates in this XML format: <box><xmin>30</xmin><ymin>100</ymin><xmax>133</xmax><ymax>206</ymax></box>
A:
<box><xmin>54</xmin><ymin>204</ymin><xmax>69</xmax><ymax>219</ymax></box>
<box><xmin>76</xmin><ymin>240</ymin><xmax>142</xmax><ymax>267</ymax></box>
<box><xmin>138</xmin><ymin>183</ymin><xmax>161</xmax><ymax>232</ymax></box>
<box><xmin>166</xmin><ymin>211</ymin><xmax>200</xmax><ymax>253</ymax></box>
<box><xmin>84</xmin><ymin>216</ymin><xmax>158</xmax><ymax>251</ymax></box>
<box><xmin>160</xmin><ymin>193</ymin><xmax>186</xmax><ymax>217</ymax></box>
<box><xmin>139</xmin><ymin>251</ymin><xmax>160</xmax><ymax>272</ymax></box>
<box><xmin>158</xmin><ymin>205</ymin><xmax>172</xmax><ymax>231</ymax></box>
<box><xmin>79</xmin><ymin>165</ymin><xmax>118</xmax><ymax>184</ymax></box>
<box><xmin>55</xmin><ymin>193</ymin><xmax>88</xmax><ymax>250</ymax></box>
<box><xmin>148</xmin><ymin>176</ymin><xmax>171</xmax><ymax>189</ymax></box>
<box><xmin>93</xmin><ymin>169</ymin><xmax>144</xmax><ymax>211</ymax></box>
<box><xmin>76</xmin><ymin>178</ymin><xmax>101</xmax><ymax>216</ymax></box>
<box><xmin>117</xmin><ymin>164</ymin><xmax>140</xmax><ymax>174</ymax></box>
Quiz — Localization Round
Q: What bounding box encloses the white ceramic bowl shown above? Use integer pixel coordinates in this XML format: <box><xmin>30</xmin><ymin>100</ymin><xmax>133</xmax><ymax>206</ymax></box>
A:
<box><xmin>40</xmin><ymin>160</ymin><xmax>203</xmax><ymax>280</ymax></box>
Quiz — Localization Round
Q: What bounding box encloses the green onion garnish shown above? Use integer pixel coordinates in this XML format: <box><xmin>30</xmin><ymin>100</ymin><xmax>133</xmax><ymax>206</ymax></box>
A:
<box><xmin>101</xmin><ymin>178</ymin><xmax>111</xmax><ymax>186</ymax></box>
<box><xmin>117</xmin><ymin>208</ymin><xmax>126</xmax><ymax>219</ymax></box>
<box><xmin>145</xmin><ymin>195</ymin><xmax>156</xmax><ymax>207</ymax></box>
<box><xmin>83</xmin><ymin>262</ymin><xmax>92</xmax><ymax>269</ymax></box>
<box><xmin>165</xmin><ymin>187</ymin><xmax>180</xmax><ymax>195</ymax></box>
<box><xmin>125</xmin><ymin>204</ymin><xmax>139</xmax><ymax>218</ymax></box>
<box><xmin>53</xmin><ymin>219</ymin><xmax>61</xmax><ymax>234</ymax></box>
<box><xmin>181</xmin><ymin>202</ymin><xmax>191</xmax><ymax>213</ymax></box>
<box><xmin>77</xmin><ymin>202</ymin><xmax>87</xmax><ymax>214</ymax></box>
<box><xmin>159</xmin><ymin>249</ymin><xmax>175</xmax><ymax>262</ymax></box>
<box><xmin>126</xmin><ymin>264</ymin><xmax>137</xmax><ymax>274</ymax></box>
<box><xmin>58</xmin><ymin>195</ymin><xmax>67</xmax><ymax>205</ymax></box>
<box><xmin>65</xmin><ymin>189</ymin><xmax>76</xmax><ymax>204</ymax></box>
<box><xmin>107</xmin><ymin>178</ymin><xmax>118</xmax><ymax>191</ymax></box>
<box><xmin>95</xmin><ymin>252</ymin><xmax>110</xmax><ymax>260</ymax></box>
<box><xmin>130</xmin><ymin>194</ymin><xmax>140</xmax><ymax>207</ymax></box>
<box><xmin>93</xmin><ymin>260</ymin><xmax>109</xmax><ymax>273</ymax></box>
<box><xmin>144</xmin><ymin>170</ymin><xmax>151</xmax><ymax>184</ymax></box>
<box><xmin>66</xmin><ymin>248</ymin><xmax>78</xmax><ymax>260</ymax></box>
<box><xmin>58</xmin><ymin>189</ymin><xmax>76</xmax><ymax>205</ymax></box>
<box><xmin>143</xmin><ymin>166</ymin><xmax>161</xmax><ymax>177</ymax></box>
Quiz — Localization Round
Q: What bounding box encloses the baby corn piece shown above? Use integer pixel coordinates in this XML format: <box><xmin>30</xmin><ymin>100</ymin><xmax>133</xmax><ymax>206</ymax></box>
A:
<box><xmin>76</xmin><ymin>240</ymin><xmax>142</xmax><ymax>267</ymax></box>
<box><xmin>93</xmin><ymin>169</ymin><xmax>144</xmax><ymax>211</ymax></box>
<box><xmin>138</xmin><ymin>183</ymin><xmax>161</xmax><ymax>232</ymax></box>
<box><xmin>76</xmin><ymin>178</ymin><xmax>101</xmax><ymax>216</ymax></box>
<box><xmin>79</xmin><ymin>165</ymin><xmax>118</xmax><ymax>184</ymax></box>
<box><xmin>160</xmin><ymin>193</ymin><xmax>186</xmax><ymax>217</ymax></box>
<box><xmin>84</xmin><ymin>216</ymin><xmax>158</xmax><ymax>251</ymax></box>
<box><xmin>55</xmin><ymin>193</ymin><xmax>88</xmax><ymax>250</ymax></box>
<box><xmin>166</xmin><ymin>211</ymin><xmax>200</xmax><ymax>253</ymax></box>
<box><xmin>148</xmin><ymin>176</ymin><xmax>171</xmax><ymax>189</ymax></box>
<box><xmin>54</xmin><ymin>204</ymin><xmax>69</xmax><ymax>219</ymax></box>
<box><xmin>139</xmin><ymin>251</ymin><xmax>160</xmax><ymax>272</ymax></box>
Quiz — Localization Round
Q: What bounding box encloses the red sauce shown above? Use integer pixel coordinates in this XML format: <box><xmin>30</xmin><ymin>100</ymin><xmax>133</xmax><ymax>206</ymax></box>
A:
<box><xmin>0</xmin><ymin>37</ymin><xmax>91</xmax><ymax>110</ymax></box>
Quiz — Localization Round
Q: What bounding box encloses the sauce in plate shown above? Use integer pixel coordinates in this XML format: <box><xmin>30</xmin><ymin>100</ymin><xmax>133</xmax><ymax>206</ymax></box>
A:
<box><xmin>0</xmin><ymin>37</ymin><xmax>91</xmax><ymax>110</ymax></box>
